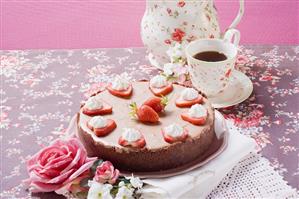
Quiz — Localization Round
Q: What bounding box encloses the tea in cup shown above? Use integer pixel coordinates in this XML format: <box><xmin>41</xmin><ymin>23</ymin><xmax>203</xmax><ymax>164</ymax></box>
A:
<box><xmin>185</xmin><ymin>29</ymin><xmax>240</xmax><ymax>97</ymax></box>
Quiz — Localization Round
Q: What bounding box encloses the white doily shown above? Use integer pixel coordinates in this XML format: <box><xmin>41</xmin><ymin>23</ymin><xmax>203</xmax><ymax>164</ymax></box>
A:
<box><xmin>208</xmin><ymin>153</ymin><xmax>298</xmax><ymax>198</ymax></box>
<box><xmin>207</xmin><ymin>119</ymin><xmax>298</xmax><ymax>198</ymax></box>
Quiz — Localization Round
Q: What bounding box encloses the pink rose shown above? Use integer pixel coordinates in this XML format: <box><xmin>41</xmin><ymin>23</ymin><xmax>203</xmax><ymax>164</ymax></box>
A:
<box><xmin>94</xmin><ymin>161</ymin><xmax>119</xmax><ymax>184</ymax></box>
<box><xmin>25</xmin><ymin>138</ymin><xmax>97</xmax><ymax>193</ymax></box>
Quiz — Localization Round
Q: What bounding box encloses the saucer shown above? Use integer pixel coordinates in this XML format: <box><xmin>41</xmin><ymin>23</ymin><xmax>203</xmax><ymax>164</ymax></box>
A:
<box><xmin>208</xmin><ymin>70</ymin><xmax>253</xmax><ymax>108</ymax></box>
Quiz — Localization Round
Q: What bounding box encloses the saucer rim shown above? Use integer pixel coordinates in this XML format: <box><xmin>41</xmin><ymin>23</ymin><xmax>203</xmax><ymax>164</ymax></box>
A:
<box><xmin>209</xmin><ymin>70</ymin><xmax>253</xmax><ymax>108</ymax></box>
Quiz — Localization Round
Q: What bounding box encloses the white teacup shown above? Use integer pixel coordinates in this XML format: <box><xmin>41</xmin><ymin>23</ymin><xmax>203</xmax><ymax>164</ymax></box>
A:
<box><xmin>185</xmin><ymin>29</ymin><xmax>240</xmax><ymax>97</ymax></box>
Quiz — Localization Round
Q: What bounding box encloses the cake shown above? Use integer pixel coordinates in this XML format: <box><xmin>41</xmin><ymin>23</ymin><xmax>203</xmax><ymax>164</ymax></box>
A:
<box><xmin>77</xmin><ymin>76</ymin><xmax>216</xmax><ymax>172</ymax></box>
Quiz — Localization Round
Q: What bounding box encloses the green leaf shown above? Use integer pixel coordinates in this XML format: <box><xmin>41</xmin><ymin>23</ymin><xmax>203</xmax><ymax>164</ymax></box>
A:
<box><xmin>79</xmin><ymin>177</ymin><xmax>92</xmax><ymax>188</ymax></box>
<box><xmin>118</xmin><ymin>176</ymin><xmax>131</xmax><ymax>184</ymax></box>
<box><xmin>166</xmin><ymin>75</ymin><xmax>178</xmax><ymax>81</ymax></box>
<box><xmin>74</xmin><ymin>191</ymin><xmax>88</xmax><ymax>198</ymax></box>
<box><xmin>129</xmin><ymin>102</ymin><xmax>138</xmax><ymax>118</ymax></box>
<box><xmin>161</xmin><ymin>72</ymin><xmax>178</xmax><ymax>81</ymax></box>
<box><xmin>160</xmin><ymin>73</ymin><xmax>168</xmax><ymax>77</ymax></box>
<box><xmin>161</xmin><ymin>95</ymin><xmax>169</xmax><ymax>107</ymax></box>
<box><xmin>110</xmin><ymin>186</ymin><xmax>119</xmax><ymax>197</ymax></box>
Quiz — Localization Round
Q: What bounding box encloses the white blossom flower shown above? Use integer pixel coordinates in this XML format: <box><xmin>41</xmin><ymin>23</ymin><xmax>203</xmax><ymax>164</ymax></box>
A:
<box><xmin>129</xmin><ymin>175</ymin><xmax>143</xmax><ymax>189</ymax></box>
<box><xmin>163</xmin><ymin>62</ymin><xmax>185</xmax><ymax>77</ymax></box>
<box><xmin>118</xmin><ymin>181</ymin><xmax>125</xmax><ymax>187</ymax></box>
<box><xmin>115</xmin><ymin>186</ymin><xmax>134</xmax><ymax>199</ymax></box>
<box><xmin>87</xmin><ymin>180</ymin><xmax>113</xmax><ymax>199</ymax></box>
<box><xmin>163</xmin><ymin>63</ymin><xmax>176</xmax><ymax>76</ymax></box>
<box><xmin>166</xmin><ymin>42</ymin><xmax>186</xmax><ymax>63</ymax></box>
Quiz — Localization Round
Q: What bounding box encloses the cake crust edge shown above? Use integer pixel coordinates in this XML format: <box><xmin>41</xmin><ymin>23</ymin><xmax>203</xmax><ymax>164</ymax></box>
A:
<box><xmin>77</xmin><ymin>108</ymin><xmax>216</xmax><ymax>172</ymax></box>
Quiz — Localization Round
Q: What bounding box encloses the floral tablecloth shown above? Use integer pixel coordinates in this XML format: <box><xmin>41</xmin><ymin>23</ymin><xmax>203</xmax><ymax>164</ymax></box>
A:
<box><xmin>1</xmin><ymin>46</ymin><xmax>298</xmax><ymax>198</ymax></box>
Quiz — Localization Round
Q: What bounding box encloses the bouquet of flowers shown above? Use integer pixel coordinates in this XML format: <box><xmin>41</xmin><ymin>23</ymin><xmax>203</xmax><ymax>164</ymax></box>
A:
<box><xmin>24</xmin><ymin>138</ymin><xmax>144</xmax><ymax>199</ymax></box>
<box><xmin>161</xmin><ymin>42</ymin><xmax>189</xmax><ymax>84</ymax></box>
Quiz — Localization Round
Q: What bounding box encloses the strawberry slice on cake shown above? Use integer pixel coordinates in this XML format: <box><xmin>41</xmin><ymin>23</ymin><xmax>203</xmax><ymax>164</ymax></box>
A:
<box><xmin>162</xmin><ymin>123</ymin><xmax>188</xmax><ymax>143</ymax></box>
<box><xmin>87</xmin><ymin>116</ymin><xmax>116</xmax><ymax>137</ymax></box>
<box><xmin>142</xmin><ymin>96</ymin><xmax>168</xmax><ymax>113</ymax></box>
<box><xmin>118</xmin><ymin>128</ymin><xmax>146</xmax><ymax>148</ymax></box>
<box><xmin>107</xmin><ymin>76</ymin><xmax>132</xmax><ymax>98</ymax></box>
<box><xmin>149</xmin><ymin>75</ymin><xmax>173</xmax><ymax>96</ymax></box>
<box><xmin>181</xmin><ymin>104</ymin><xmax>208</xmax><ymax>125</ymax></box>
<box><xmin>82</xmin><ymin>96</ymin><xmax>112</xmax><ymax>116</ymax></box>
<box><xmin>175</xmin><ymin>87</ymin><xmax>203</xmax><ymax>108</ymax></box>
<box><xmin>130</xmin><ymin>102</ymin><xmax>159</xmax><ymax>123</ymax></box>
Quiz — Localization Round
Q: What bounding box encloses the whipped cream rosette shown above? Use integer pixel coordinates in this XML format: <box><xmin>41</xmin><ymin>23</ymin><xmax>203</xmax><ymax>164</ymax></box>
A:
<box><xmin>149</xmin><ymin>75</ymin><xmax>173</xmax><ymax>96</ymax></box>
<box><xmin>176</xmin><ymin>87</ymin><xmax>203</xmax><ymax>108</ymax></box>
<box><xmin>181</xmin><ymin>104</ymin><xmax>208</xmax><ymax>126</ymax></box>
<box><xmin>107</xmin><ymin>76</ymin><xmax>133</xmax><ymax>98</ymax></box>
<box><xmin>87</xmin><ymin>116</ymin><xmax>116</xmax><ymax>137</ymax></box>
<box><xmin>162</xmin><ymin>123</ymin><xmax>188</xmax><ymax>143</ymax></box>
<box><xmin>83</xmin><ymin>96</ymin><xmax>113</xmax><ymax>116</ymax></box>
<box><xmin>118</xmin><ymin>128</ymin><xmax>146</xmax><ymax>148</ymax></box>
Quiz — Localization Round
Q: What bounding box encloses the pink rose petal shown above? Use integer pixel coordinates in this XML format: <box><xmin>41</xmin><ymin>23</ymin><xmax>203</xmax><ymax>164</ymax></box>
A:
<box><xmin>29</xmin><ymin>181</ymin><xmax>62</xmax><ymax>193</ymax></box>
<box><xmin>29</xmin><ymin>170</ymin><xmax>51</xmax><ymax>183</ymax></box>
<box><xmin>61</xmin><ymin>148</ymin><xmax>82</xmax><ymax>174</ymax></box>
<box><xmin>47</xmin><ymin>169</ymin><xmax>74</xmax><ymax>184</ymax></box>
<box><xmin>67</xmin><ymin>157</ymin><xmax>96</xmax><ymax>182</ymax></box>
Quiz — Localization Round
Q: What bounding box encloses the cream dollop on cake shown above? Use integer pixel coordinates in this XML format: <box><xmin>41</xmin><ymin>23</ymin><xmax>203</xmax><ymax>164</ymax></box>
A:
<box><xmin>181</xmin><ymin>88</ymin><xmax>198</xmax><ymax>101</ymax></box>
<box><xmin>111</xmin><ymin>76</ymin><xmax>130</xmax><ymax>91</ymax></box>
<box><xmin>84</xmin><ymin>96</ymin><xmax>103</xmax><ymax>110</ymax></box>
<box><xmin>164</xmin><ymin>123</ymin><xmax>184</xmax><ymax>138</ymax></box>
<box><xmin>88</xmin><ymin>116</ymin><xmax>107</xmax><ymax>128</ymax></box>
<box><xmin>121</xmin><ymin>128</ymin><xmax>141</xmax><ymax>142</ymax></box>
<box><xmin>188</xmin><ymin>104</ymin><xmax>207</xmax><ymax>118</ymax></box>
<box><xmin>150</xmin><ymin>75</ymin><xmax>168</xmax><ymax>88</ymax></box>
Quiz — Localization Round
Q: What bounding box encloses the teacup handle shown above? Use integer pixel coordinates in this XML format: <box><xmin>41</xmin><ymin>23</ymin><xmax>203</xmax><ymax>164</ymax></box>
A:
<box><xmin>223</xmin><ymin>28</ymin><xmax>240</xmax><ymax>47</ymax></box>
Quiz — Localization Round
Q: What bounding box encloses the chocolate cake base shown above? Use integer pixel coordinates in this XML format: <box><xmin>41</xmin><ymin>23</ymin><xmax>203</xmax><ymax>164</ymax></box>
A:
<box><xmin>78</xmin><ymin>117</ymin><xmax>215</xmax><ymax>172</ymax></box>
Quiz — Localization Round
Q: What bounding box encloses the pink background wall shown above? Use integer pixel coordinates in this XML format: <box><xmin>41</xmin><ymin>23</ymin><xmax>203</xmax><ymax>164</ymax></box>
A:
<box><xmin>1</xmin><ymin>1</ymin><xmax>298</xmax><ymax>50</ymax></box>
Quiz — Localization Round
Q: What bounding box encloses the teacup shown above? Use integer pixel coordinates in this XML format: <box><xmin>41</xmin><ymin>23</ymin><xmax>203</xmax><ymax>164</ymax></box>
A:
<box><xmin>185</xmin><ymin>29</ymin><xmax>240</xmax><ymax>97</ymax></box>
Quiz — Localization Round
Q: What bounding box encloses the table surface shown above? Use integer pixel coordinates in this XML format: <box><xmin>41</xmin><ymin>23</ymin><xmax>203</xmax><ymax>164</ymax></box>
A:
<box><xmin>1</xmin><ymin>46</ymin><xmax>298</xmax><ymax>198</ymax></box>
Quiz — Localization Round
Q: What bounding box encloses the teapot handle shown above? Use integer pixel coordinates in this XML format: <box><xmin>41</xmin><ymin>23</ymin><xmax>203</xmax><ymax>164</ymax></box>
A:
<box><xmin>223</xmin><ymin>28</ymin><xmax>240</xmax><ymax>47</ymax></box>
<box><xmin>228</xmin><ymin>0</ymin><xmax>244</xmax><ymax>29</ymax></box>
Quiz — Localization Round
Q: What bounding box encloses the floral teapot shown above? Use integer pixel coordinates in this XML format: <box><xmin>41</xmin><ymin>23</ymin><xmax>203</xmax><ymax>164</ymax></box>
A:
<box><xmin>141</xmin><ymin>0</ymin><xmax>244</xmax><ymax>68</ymax></box>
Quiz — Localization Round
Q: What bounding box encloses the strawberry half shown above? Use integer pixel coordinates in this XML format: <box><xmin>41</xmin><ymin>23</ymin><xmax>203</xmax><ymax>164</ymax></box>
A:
<box><xmin>118</xmin><ymin>136</ymin><xmax>146</xmax><ymax>148</ymax></box>
<box><xmin>106</xmin><ymin>83</ymin><xmax>133</xmax><ymax>98</ymax></box>
<box><xmin>175</xmin><ymin>95</ymin><xmax>203</xmax><ymax>108</ymax></box>
<box><xmin>181</xmin><ymin>113</ymin><xmax>207</xmax><ymax>125</ymax></box>
<box><xmin>149</xmin><ymin>83</ymin><xmax>173</xmax><ymax>96</ymax></box>
<box><xmin>82</xmin><ymin>101</ymin><xmax>112</xmax><ymax>116</ymax></box>
<box><xmin>87</xmin><ymin>119</ymin><xmax>116</xmax><ymax>137</ymax></box>
<box><xmin>142</xmin><ymin>96</ymin><xmax>168</xmax><ymax>113</ymax></box>
<box><xmin>130</xmin><ymin>102</ymin><xmax>159</xmax><ymax>123</ymax></box>
<box><xmin>162</xmin><ymin>127</ymin><xmax>188</xmax><ymax>144</ymax></box>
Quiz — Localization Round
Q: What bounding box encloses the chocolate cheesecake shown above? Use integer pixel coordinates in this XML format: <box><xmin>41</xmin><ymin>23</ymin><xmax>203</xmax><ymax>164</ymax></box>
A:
<box><xmin>77</xmin><ymin>81</ymin><xmax>215</xmax><ymax>172</ymax></box>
